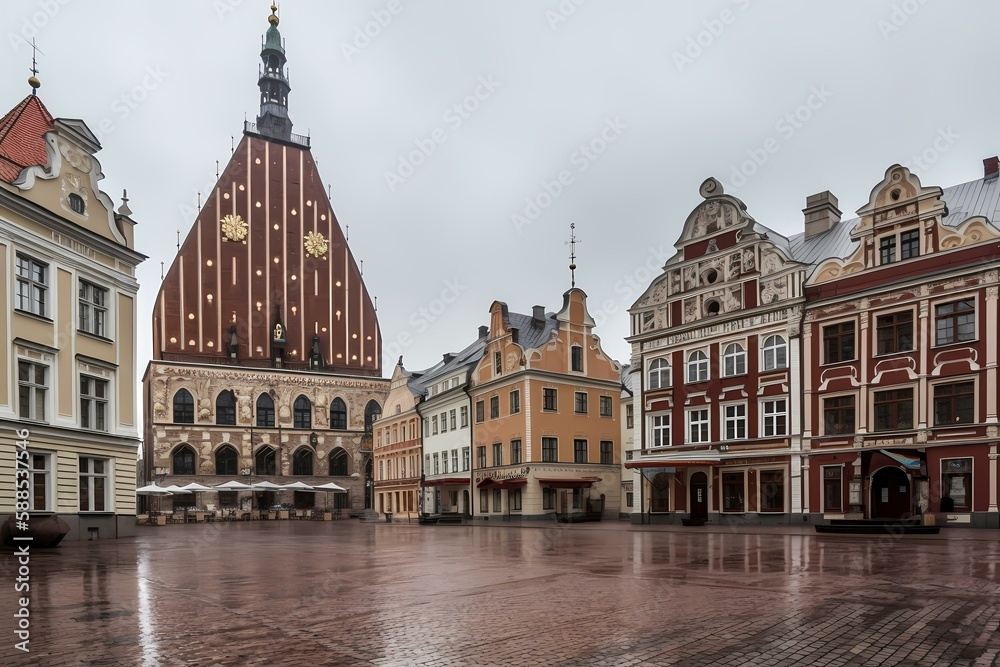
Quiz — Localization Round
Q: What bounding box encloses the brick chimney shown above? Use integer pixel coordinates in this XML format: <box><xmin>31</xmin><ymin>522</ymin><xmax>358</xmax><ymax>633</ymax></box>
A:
<box><xmin>984</xmin><ymin>156</ymin><xmax>999</xmax><ymax>180</ymax></box>
<box><xmin>532</xmin><ymin>305</ymin><xmax>546</xmax><ymax>327</ymax></box>
<box><xmin>478</xmin><ymin>325</ymin><xmax>488</xmax><ymax>338</ymax></box>
<box><xmin>803</xmin><ymin>191</ymin><xmax>842</xmax><ymax>240</ymax></box>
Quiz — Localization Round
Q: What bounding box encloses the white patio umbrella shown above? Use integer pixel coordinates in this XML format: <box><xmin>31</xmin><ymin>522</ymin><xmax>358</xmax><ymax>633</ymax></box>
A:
<box><xmin>180</xmin><ymin>482</ymin><xmax>215</xmax><ymax>509</ymax></box>
<box><xmin>135</xmin><ymin>483</ymin><xmax>174</xmax><ymax>514</ymax></box>
<box><xmin>213</xmin><ymin>480</ymin><xmax>253</xmax><ymax>490</ymax></box>
<box><xmin>279</xmin><ymin>481</ymin><xmax>316</xmax><ymax>491</ymax></box>
<box><xmin>313</xmin><ymin>482</ymin><xmax>347</xmax><ymax>510</ymax></box>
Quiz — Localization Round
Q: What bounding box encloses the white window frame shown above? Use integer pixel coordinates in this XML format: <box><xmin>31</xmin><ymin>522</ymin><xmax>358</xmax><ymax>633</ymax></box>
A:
<box><xmin>78</xmin><ymin>279</ymin><xmax>110</xmax><ymax>338</ymax></box>
<box><xmin>722</xmin><ymin>343</ymin><xmax>746</xmax><ymax>377</ymax></box>
<box><xmin>940</xmin><ymin>457</ymin><xmax>974</xmax><ymax>512</ymax></box>
<box><xmin>451</xmin><ymin>449</ymin><xmax>458</xmax><ymax>471</ymax></box>
<box><xmin>27</xmin><ymin>451</ymin><xmax>53</xmax><ymax>512</ymax></box>
<box><xmin>686</xmin><ymin>350</ymin><xmax>709</xmax><ymax>383</ymax></box>
<box><xmin>15</xmin><ymin>253</ymin><xmax>48</xmax><ymax>317</ymax></box>
<box><xmin>80</xmin><ymin>374</ymin><xmax>110</xmax><ymax>432</ymax></box>
<box><xmin>933</xmin><ymin>295</ymin><xmax>977</xmax><ymax>347</ymax></box>
<box><xmin>761</xmin><ymin>334</ymin><xmax>787</xmax><ymax>371</ymax></box>
<box><xmin>462</xmin><ymin>447</ymin><xmax>470</xmax><ymax>471</ymax></box>
<box><xmin>433</xmin><ymin>453</ymin><xmax>440</xmax><ymax>475</ymax></box>
<box><xmin>79</xmin><ymin>456</ymin><xmax>112</xmax><ymax>512</ymax></box>
<box><xmin>761</xmin><ymin>399</ymin><xmax>788</xmax><ymax>437</ymax></box>
<box><xmin>686</xmin><ymin>408</ymin><xmax>710</xmax><ymax>444</ymax></box>
<box><xmin>723</xmin><ymin>402</ymin><xmax>747</xmax><ymax>440</ymax></box>
<box><xmin>18</xmin><ymin>357</ymin><xmax>50</xmax><ymax>423</ymax></box>
<box><xmin>649</xmin><ymin>413</ymin><xmax>671</xmax><ymax>448</ymax></box>
<box><xmin>648</xmin><ymin>358</ymin><xmax>671</xmax><ymax>390</ymax></box>
<box><xmin>460</xmin><ymin>406</ymin><xmax>468</xmax><ymax>428</ymax></box>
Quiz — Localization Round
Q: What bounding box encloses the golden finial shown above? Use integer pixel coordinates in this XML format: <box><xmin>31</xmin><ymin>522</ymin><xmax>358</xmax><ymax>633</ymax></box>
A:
<box><xmin>28</xmin><ymin>39</ymin><xmax>42</xmax><ymax>94</ymax></box>
<box><xmin>268</xmin><ymin>3</ymin><xmax>279</xmax><ymax>26</ymax></box>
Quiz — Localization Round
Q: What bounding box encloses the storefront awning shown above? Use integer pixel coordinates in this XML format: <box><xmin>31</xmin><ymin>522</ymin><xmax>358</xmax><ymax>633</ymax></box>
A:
<box><xmin>880</xmin><ymin>450</ymin><xmax>921</xmax><ymax>470</ymax></box>
<box><xmin>424</xmin><ymin>478</ymin><xmax>470</xmax><ymax>487</ymax></box>
<box><xmin>536</xmin><ymin>478</ymin><xmax>601</xmax><ymax>489</ymax></box>
<box><xmin>625</xmin><ymin>458</ymin><xmax>720</xmax><ymax>469</ymax></box>
<box><xmin>476</xmin><ymin>477</ymin><xmax>527</xmax><ymax>489</ymax></box>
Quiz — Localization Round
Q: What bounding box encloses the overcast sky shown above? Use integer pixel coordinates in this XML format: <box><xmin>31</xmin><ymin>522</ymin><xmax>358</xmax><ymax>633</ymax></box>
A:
<box><xmin>6</xmin><ymin>0</ymin><xmax>1000</xmax><ymax>378</ymax></box>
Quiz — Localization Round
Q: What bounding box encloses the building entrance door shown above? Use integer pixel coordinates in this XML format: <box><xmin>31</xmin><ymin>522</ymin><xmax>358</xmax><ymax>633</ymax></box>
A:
<box><xmin>872</xmin><ymin>468</ymin><xmax>910</xmax><ymax>519</ymax></box>
<box><xmin>690</xmin><ymin>472</ymin><xmax>708</xmax><ymax>521</ymax></box>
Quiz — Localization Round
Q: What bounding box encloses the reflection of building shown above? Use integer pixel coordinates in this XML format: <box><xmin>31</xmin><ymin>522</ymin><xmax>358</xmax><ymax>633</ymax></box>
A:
<box><xmin>143</xmin><ymin>7</ymin><xmax>387</xmax><ymax>511</ymax></box>
<box><xmin>470</xmin><ymin>289</ymin><xmax>622</xmax><ymax>521</ymax></box>
<box><xmin>373</xmin><ymin>359</ymin><xmax>422</xmax><ymax>519</ymax></box>
<box><xmin>0</xmin><ymin>77</ymin><xmax>145</xmax><ymax>540</ymax></box>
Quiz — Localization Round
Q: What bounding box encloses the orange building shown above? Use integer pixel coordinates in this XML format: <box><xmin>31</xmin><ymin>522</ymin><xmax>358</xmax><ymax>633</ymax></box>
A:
<box><xmin>470</xmin><ymin>289</ymin><xmax>622</xmax><ymax>521</ymax></box>
<box><xmin>373</xmin><ymin>359</ymin><xmax>422</xmax><ymax>520</ymax></box>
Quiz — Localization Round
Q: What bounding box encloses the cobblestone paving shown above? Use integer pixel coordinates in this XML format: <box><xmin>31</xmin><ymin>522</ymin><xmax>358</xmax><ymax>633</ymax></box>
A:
<box><xmin>2</xmin><ymin>521</ymin><xmax>999</xmax><ymax>666</ymax></box>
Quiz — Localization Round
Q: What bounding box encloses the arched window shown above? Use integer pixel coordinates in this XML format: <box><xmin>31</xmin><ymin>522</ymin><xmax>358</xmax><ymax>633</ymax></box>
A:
<box><xmin>68</xmin><ymin>193</ymin><xmax>85</xmax><ymax>214</ymax></box>
<box><xmin>216</xmin><ymin>390</ymin><xmax>236</xmax><ymax>425</ymax></box>
<box><xmin>762</xmin><ymin>335</ymin><xmax>787</xmax><ymax>371</ymax></box>
<box><xmin>330</xmin><ymin>398</ymin><xmax>347</xmax><ymax>430</ymax></box>
<box><xmin>255</xmin><ymin>446</ymin><xmax>276</xmax><ymax>476</ymax></box>
<box><xmin>256</xmin><ymin>393</ymin><xmax>274</xmax><ymax>427</ymax></box>
<box><xmin>648</xmin><ymin>358</ymin><xmax>671</xmax><ymax>390</ymax></box>
<box><xmin>293</xmin><ymin>448</ymin><xmax>313</xmax><ymax>476</ymax></box>
<box><xmin>723</xmin><ymin>343</ymin><xmax>746</xmax><ymax>377</ymax></box>
<box><xmin>686</xmin><ymin>351</ymin><xmax>709</xmax><ymax>383</ymax></box>
<box><xmin>215</xmin><ymin>445</ymin><xmax>238</xmax><ymax>476</ymax></box>
<box><xmin>328</xmin><ymin>448</ymin><xmax>349</xmax><ymax>476</ymax></box>
<box><xmin>173</xmin><ymin>389</ymin><xmax>194</xmax><ymax>424</ymax></box>
<box><xmin>364</xmin><ymin>400</ymin><xmax>382</xmax><ymax>434</ymax></box>
<box><xmin>705</xmin><ymin>300</ymin><xmax>721</xmax><ymax>316</ymax></box>
<box><xmin>172</xmin><ymin>445</ymin><xmax>196</xmax><ymax>475</ymax></box>
<box><xmin>293</xmin><ymin>395</ymin><xmax>311</xmax><ymax>429</ymax></box>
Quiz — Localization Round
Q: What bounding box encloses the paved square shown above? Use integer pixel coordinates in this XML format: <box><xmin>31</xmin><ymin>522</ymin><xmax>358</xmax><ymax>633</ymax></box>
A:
<box><xmin>3</xmin><ymin>521</ymin><xmax>999</xmax><ymax>666</ymax></box>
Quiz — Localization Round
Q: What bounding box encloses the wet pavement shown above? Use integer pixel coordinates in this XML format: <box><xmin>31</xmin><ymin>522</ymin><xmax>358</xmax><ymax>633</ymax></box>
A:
<box><xmin>2</xmin><ymin>520</ymin><xmax>999</xmax><ymax>666</ymax></box>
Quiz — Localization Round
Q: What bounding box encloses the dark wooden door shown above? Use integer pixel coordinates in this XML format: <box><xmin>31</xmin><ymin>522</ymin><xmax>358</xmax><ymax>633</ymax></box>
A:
<box><xmin>872</xmin><ymin>468</ymin><xmax>910</xmax><ymax>519</ymax></box>
<box><xmin>690</xmin><ymin>472</ymin><xmax>708</xmax><ymax>520</ymax></box>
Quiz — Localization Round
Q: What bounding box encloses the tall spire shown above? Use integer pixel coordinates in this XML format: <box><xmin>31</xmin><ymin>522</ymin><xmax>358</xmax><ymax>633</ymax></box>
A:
<box><xmin>28</xmin><ymin>39</ymin><xmax>42</xmax><ymax>95</ymax></box>
<box><xmin>255</xmin><ymin>3</ymin><xmax>293</xmax><ymax>142</ymax></box>
<box><xmin>566</xmin><ymin>223</ymin><xmax>580</xmax><ymax>288</ymax></box>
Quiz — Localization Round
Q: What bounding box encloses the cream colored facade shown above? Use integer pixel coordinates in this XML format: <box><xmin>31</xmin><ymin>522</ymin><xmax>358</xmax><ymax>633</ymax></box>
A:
<box><xmin>0</xmin><ymin>96</ymin><xmax>144</xmax><ymax>541</ymax></box>
<box><xmin>373</xmin><ymin>360</ymin><xmax>421</xmax><ymax>519</ymax></box>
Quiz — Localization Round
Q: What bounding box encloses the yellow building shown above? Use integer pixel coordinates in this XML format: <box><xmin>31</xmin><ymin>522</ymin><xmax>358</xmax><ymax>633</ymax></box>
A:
<box><xmin>373</xmin><ymin>359</ymin><xmax>422</xmax><ymax>520</ymax></box>
<box><xmin>0</xmin><ymin>84</ymin><xmax>145</xmax><ymax>541</ymax></box>
<box><xmin>470</xmin><ymin>289</ymin><xmax>622</xmax><ymax>521</ymax></box>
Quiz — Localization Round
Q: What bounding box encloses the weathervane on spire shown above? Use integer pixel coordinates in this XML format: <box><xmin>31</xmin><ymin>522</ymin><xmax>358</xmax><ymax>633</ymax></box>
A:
<box><xmin>28</xmin><ymin>39</ymin><xmax>42</xmax><ymax>95</ymax></box>
<box><xmin>566</xmin><ymin>223</ymin><xmax>580</xmax><ymax>288</ymax></box>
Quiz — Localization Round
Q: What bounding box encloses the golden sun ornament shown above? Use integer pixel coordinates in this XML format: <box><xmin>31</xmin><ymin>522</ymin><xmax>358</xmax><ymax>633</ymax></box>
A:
<box><xmin>304</xmin><ymin>231</ymin><xmax>328</xmax><ymax>258</ymax></box>
<box><xmin>220</xmin><ymin>214</ymin><xmax>248</xmax><ymax>242</ymax></box>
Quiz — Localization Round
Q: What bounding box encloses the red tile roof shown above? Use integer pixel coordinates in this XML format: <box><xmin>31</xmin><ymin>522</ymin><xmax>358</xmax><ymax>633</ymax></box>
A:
<box><xmin>0</xmin><ymin>94</ymin><xmax>54</xmax><ymax>183</ymax></box>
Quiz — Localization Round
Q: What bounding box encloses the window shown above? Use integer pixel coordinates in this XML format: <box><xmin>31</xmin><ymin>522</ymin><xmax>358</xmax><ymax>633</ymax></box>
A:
<box><xmin>492</xmin><ymin>443</ymin><xmax>502</xmax><ymax>467</ymax></box>
<box><xmin>874</xmin><ymin>388</ymin><xmax>913</xmax><ymax>431</ymax></box>
<box><xmin>510</xmin><ymin>390</ymin><xmax>520</xmax><ymax>414</ymax></box>
<box><xmin>650</xmin><ymin>414</ymin><xmax>670</xmax><ymax>447</ymax></box>
<box><xmin>901</xmin><ymin>229</ymin><xmax>920</xmax><ymax>259</ymax></box>
<box><xmin>477</xmin><ymin>446</ymin><xmax>486</xmax><ymax>469</ymax></box>
<box><xmin>293</xmin><ymin>395</ymin><xmax>311</xmax><ymax>429</ymax></box>
<box><xmin>936</xmin><ymin>300</ymin><xmax>975</xmax><ymax>345</ymax></box>
<box><xmin>79</xmin><ymin>376</ymin><xmax>108</xmax><ymax>431</ymax></box>
<box><xmin>255</xmin><ymin>447</ymin><xmax>276</xmax><ymax>475</ymax></box>
<box><xmin>823</xmin><ymin>396</ymin><xmax>855</xmax><ymax>435</ymax></box>
<box><xmin>216</xmin><ymin>446</ymin><xmax>238</xmax><ymax>476</ymax></box>
<box><xmin>256</xmin><ymin>393</ymin><xmax>274</xmax><ymax>427</ymax></box>
<box><xmin>173</xmin><ymin>446</ymin><xmax>196</xmax><ymax>475</ymax></box>
<box><xmin>78</xmin><ymin>281</ymin><xmax>108</xmax><ymax>337</ymax></box>
<box><xmin>723</xmin><ymin>343</ymin><xmax>746</xmax><ymax>377</ymax></box>
<box><xmin>68</xmin><ymin>192</ymin><xmax>85</xmax><ymax>214</ymax></box>
<box><xmin>494</xmin><ymin>351</ymin><xmax>503</xmax><ymax>375</ymax></box>
<box><xmin>574</xmin><ymin>391</ymin><xmax>588</xmax><ymax>414</ymax></box>
<box><xmin>762</xmin><ymin>335</ymin><xmax>787</xmax><ymax>371</ymax></box>
<box><xmin>574</xmin><ymin>439</ymin><xmax>588</xmax><ymax>463</ymax></box>
<box><xmin>480</xmin><ymin>489</ymin><xmax>489</xmax><ymax>513</ymax></box>
<box><xmin>28</xmin><ymin>453</ymin><xmax>51</xmax><ymax>511</ymax></box>
<box><xmin>762</xmin><ymin>399</ymin><xmax>787</xmax><ymax>437</ymax></box>
<box><xmin>626</xmin><ymin>491</ymin><xmax>634</xmax><ymax>508</ymax></box>
<box><xmin>460</xmin><ymin>406</ymin><xmax>468</xmax><ymax>428</ymax></box>
<box><xmin>424</xmin><ymin>454</ymin><xmax>431</xmax><ymax>476</ymax></box>
<box><xmin>79</xmin><ymin>457</ymin><xmax>109</xmax><ymax>512</ymax></box>
<box><xmin>475</xmin><ymin>401</ymin><xmax>485</xmax><ymax>423</ymax></box>
<box><xmin>823</xmin><ymin>322</ymin><xmax>855</xmax><ymax>364</ymax></box>
<box><xmin>571</xmin><ymin>346</ymin><xmax>583</xmax><ymax>372</ymax></box>
<box><xmin>433</xmin><ymin>453</ymin><xmax>440</xmax><ymax>475</ymax></box>
<box><xmin>510</xmin><ymin>489</ymin><xmax>522</xmax><ymax>511</ymax></box>
<box><xmin>431</xmin><ymin>415</ymin><xmax>438</xmax><ymax>435</ymax></box>
<box><xmin>879</xmin><ymin>235</ymin><xmax>897</xmax><ymax>264</ymax></box>
<box><xmin>451</xmin><ymin>449</ymin><xmax>458</xmax><ymax>471</ymax></box>
<box><xmin>440</xmin><ymin>412</ymin><xmax>447</xmax><ymax>433</ymax></box>
<box><xmin>722</xmin><ymin>472</ymin><xmax>744</xmax><ymax>512</ymax></box>
<box><xmin>216</xmin><ymin>390</ymin><xmax>236</xmax><ymax>426</ymax></box>
<box><xmin>823</xmin><ymin>466</ymin><xmax>842</xmax><ymax>512</ymax></box>
<box><xmin>293</xmin><ymin>449</ymin><xmax>313</xmax><ymax>476</ymax></box>
<box><xmin>626</xmin><ymin>404</ymin><xmax>634</xmax><ymax>429</ymax></box>
<box><xmin>450</xmin><ymin>409</ymin><xmax>457</xmax><ymax>430</ymax></box>
<box><xmin>572</xmin><ymin>488</ymin><xmax>583</xmax><ymax>509</ymax></box>
<box><xmin>511</xmin><ymin>439</ymin><xmax>522</xmax><ymax>465</ymax></box>
<box><xmin>723</xmin><ymin>403</ymin><xmax>746</xmax><ymax>440</ymax></box>
<box><xmin>877</xmin><ymin>311</ymin><xmax>913</xmax><ymax>355</ymax></box>
<box><xmin>490</xmin><ymin>396</ymin><xmax>499</xmax><ymax>419</ymax></box>
<box><xmin>934</xmin><ymin>382</ymin><xmax>974</xmax><ymax>425</ymax></box>
<box><xmin>542</xmin><ymin>437</ymin><xmax>558</xmax><ymax>462</ymax></box>
<box><xmin>648</xmin><ymin>358</ymin><xmax>671</xmax><ymax>390</ymax></box>
<box><xmin>462</xmin><ymin>447</ymin><xmax>470</xmax><ymax>471</ymax></box>
<box><xmin>493</xmin><ymin>488</ymin><xmax>502</xmax><ymax>512</ymax></box>
<box><xmin>330</xmin><ymin>398</ymin><xmax>347</xmax><ymax>430</ymax></box>
<box><xmin>687</xmin><ymin>351</ymin><xmax>709</xmax><ymax>383</ymax></box>
<box><xmin>543</xmin><ymin>388</ymin><xmax>557</xmax><ymax>411</ymax></box>
<box><xmin>600</xmin><ymin>396</ymin><xmax>612</xmax><ymax>417</ymax></box>
<box><xmin>759</xmin><ymin>470</ymin><xmax>784</xmax><ymax>512</ymax></box>
<box><xmin>687</xmin><ymin>409</ymin><xmax>709</xmax><ymax>443</ymax></box>
<box><xmin>15</xmin><ymin>254</ymin><xmax>47</xmax><ymax>317</ymax></box>
<box><xmin>941</xmin><ymin>458</ymin><xmax>972</xmax><ymax>511</ymax></box>
<box><xmin>18</xmin><ymin>360</ymin><xmax>47</xmax><ymax>422</ymax></box>
<box><xmin>172</xmin><ymin>388</ymin><xmax>194</xmax><ymax>424</ymax></box>
<box><xmin>543</xmin><ymin>487</ymin><xmax>556</xmax><ymax>510</ymax></box>
<box><xmin>600</xmin><ymin>441</ymin><xmax>613</xmax><ymax>465</ymax></box>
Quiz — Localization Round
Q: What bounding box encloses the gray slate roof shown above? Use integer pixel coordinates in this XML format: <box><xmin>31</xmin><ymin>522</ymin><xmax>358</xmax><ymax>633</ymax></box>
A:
<box><xmin>406</xmin><ymin>330</ymin><xmax>488</xmax><ymax>395</ymax></box>
<box><xmin>506</xmin><ymin>310</ymin><xmax>559</xmax><ymax>351</ymax></box>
